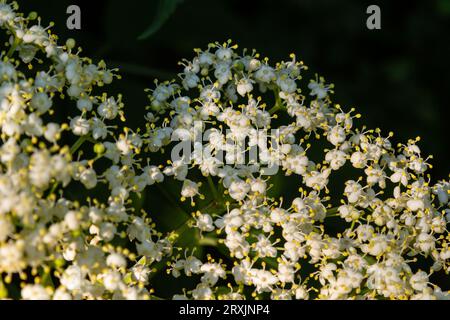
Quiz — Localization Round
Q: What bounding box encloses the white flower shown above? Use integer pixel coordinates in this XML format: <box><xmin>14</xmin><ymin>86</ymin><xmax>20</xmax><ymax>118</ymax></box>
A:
<box><xmin>98</xmin><ymin>97</ymin><xmax>119</xmax><ymax>120</ymax></box>
<box><xmin>64</xmin><ymin>211</ymin><xmax>80</xmax><ymax>231</ymax></box>
<box><xmin>350</xmin><ymin>151</ymin><xmax>367</xmax><ymax>168</ymax></box>
<box><xmin>181</xmin><ymin>179</ymin><xmax>200</xmax><ymax>198</ymax></box>
<box><xmin>191</xmin><ymin>284</ymin><xmax>214</xmax><ymax>300</ymax></box>
<box><xmin>63</xmin><ymin>242</ymin><xmax>77</xmax><ymax>261</ymax></box>
<box><xmin>44</xmin><ymin>123</ymin><xmax>61</xmax><ymax>143</ymax></box>
<box><xmin>196</xmin><ymin>213</ymin><xmax>214</xmax><ymax>232</ymax></box>
<box><xmin>250</xmin><ymin>178</ymin><xmax>267</xmax><ymax>194</ymax></box>
<box><xmin>407</xmin><ymin>199</ymin><xmax>424</xmax><ymax>212</ymax></box>
<box><xmin>70</xmin><ymin>116</ymin><xmax>90</xmax><ymax>136</ymax></box>
<box><xmin>0</xmin><ymin>217</ymin><xmax>13</xmax><ymax>242</ymax></box>
<box><xmin>76</xmin><ymin>97</ymin><xmax>93</xmax><ymax>111</ymax></box>
<box><xmin>308</xmin><ymin>80</ymin><xmax>330</xmax><ymax>99</ymax></box>
<box><xmin>29</xmin><ymin>150</ymin><xmax>52</xmax><ymax>188</ymax></box>
<box><xmin>304</xmin><ymin>169</ymin><xmax>331</xmax><ymax>191</ymax></box>
<box><xmin>31</xmin><ymin>92</ymin><xmax>52</xmax><ymax>114</ymax></box>
<box><xmin>326</xmin><ymin>149</ymin><xmax>347</xmax><ymax>170</ymax></box>
<box><xmin>79</xmin><ymin>167</ymin><xmax>97</xmax><ymax>189</ymax></box>
<box><xmin>338</xmin><ymin>205</ymin><xmax>360</xmax><ymax>222</ymax></box>
<box><xmin>327</xmin><ymin>126</ymin><xmax>346</xmax><ymax>146</ymax></box>
<box><xmin>295</xmin><ymin>286</ymin><xmax>309</xmax><ymax>300</ymax></box>
<box><xmin>106</xmin><ymin>253</ymin><xmax>127</xmax><ymax>269</ymax></box>
<box><xmin>0</xmin><ymin>242</ymin><xmax>24</xmax><ymax>273</ymax></box>
<box><xmin>254</xmin><ymin>234</ymin><xmax>277</xmax><ymax>258</ymax></box>
<box><xmin>229</xmin><ymin>180</ymin><xmax>250</xmax><ymax>201</ymax></box>
<box><xmin>251</xmin><ymin>269</ymin><xmax>278</xmax><ymax>293</ymax></box>
<box><xmin>236</xmin><ymin>78</ymin><xmax>254</xmax><ymax>96</ymax></box>
<box><xmin>344</xmin><ymin>180</ymin><xmax>363</xmax><ymax>203</ymax></box>
<box><xmin>200</xmin><ymin>263</ymin><xmax>226</xmax><ymax>286</ymax></box>
<box><xmin>415</xmin><ymin>233</ymin><xmax>435</xmax><ymax>253</ymax></box>
<box><xmin>363</xmin><ymin>235</ymin><xmax>388</xmax><ymax>256</ymax></box>
<box><xmin>254</xmin><ymin>65</ymin><xmax>276</xmax><ymax>83</ymax></box>
<box><xmin>410</xmin><ymin>271</ymin><xmax>429</xmax><ymax>291</ymax></box>
<box><xmin>21</xmin><ymin>284</ymin><xmax>50</xmax><ymax>300</ymax></box>
<box><xmin>101</xmin><ymin>271</ymin><xmax>122</xmax><ymax>291</ymax></box>
<box><xmin>184</xmin><ymin>256</ymin><xmax>203</xmax><ymax>276</ymax></box>
<box><xmin>53</xmin><ymin>288</ymin><xmax>72</xmax><ymax>300</ymax></box>
<box><xmin>215</xmin><ymin>47</ymin><xmax>232</xmax><ymax>60</ymax></box>
<box><xmin>390</xmin><ymin>168</ymin><xmax>409</xmax><ymax>186</ymax></box>
<box><xmin>60</xmin><ymin>265</ymin><xmax>84</xmax><ymax>291</ymax></box>
<box><xmin>132</xmin><ymin>264</ymin><xmax>150</xmax><ymax>283</ymax></box>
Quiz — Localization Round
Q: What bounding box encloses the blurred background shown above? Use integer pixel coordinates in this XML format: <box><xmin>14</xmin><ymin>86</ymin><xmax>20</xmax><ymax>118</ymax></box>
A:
<box><xmin>17</xmin><ymin>0</ymin><xmax>450</xmax><ymax>296</ymax></box>
<box><xmin>20</xmin><ymin>0</ymin><xmax>449</xmax><ymax>179</ymax></box>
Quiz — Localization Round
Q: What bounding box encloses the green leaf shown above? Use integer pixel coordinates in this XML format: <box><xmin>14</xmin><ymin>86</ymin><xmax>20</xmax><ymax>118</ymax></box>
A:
<box><xmin>138</xmin><ymin>0</ymin><xmax>184</xmax><ymax>40</ymax></box>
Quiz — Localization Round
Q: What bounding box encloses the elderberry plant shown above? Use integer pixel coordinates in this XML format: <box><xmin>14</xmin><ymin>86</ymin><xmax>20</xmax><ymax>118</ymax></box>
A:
<box><xmin>0</xmin><ymin>2</ymin><xmax>449</xmax><ymax>300</ymax></box>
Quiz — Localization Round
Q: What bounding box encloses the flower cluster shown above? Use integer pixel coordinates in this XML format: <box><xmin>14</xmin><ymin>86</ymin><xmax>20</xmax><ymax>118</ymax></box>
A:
<box><xmin>1</xmin><ymin>2</ymin><xmax>449</xmax><ymax>300</ymax></box>
<box><xmin>0</xmin><ymin>2</ymin><xmax>171</xmax><ymax>300</ymax></box>
<box><xmin>145</xmin><ymin>40</ymin><xmax>450</xmax><ymax>300</ymax></box>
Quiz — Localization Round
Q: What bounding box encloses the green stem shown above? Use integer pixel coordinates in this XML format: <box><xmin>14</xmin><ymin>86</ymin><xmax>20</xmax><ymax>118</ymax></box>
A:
<box><xmin>326</xmin><ymin>206</ymin><xmax>339</xmax><ymax>217</ymax></box>
<box><xmin>206</xmin><ymin>175</ymin><xmax>220</xmax><ymax>200</ymax></box>
<box><xmin>48</xmin><ymin>181</ymin><xmax>60</xmax><ymax>197</ymax></box>
<box><xmin>6</xmin><ymin>37</ymin><xmax>19</xmax><ymax>58</ymax></box>
<box><xmin>40</xmin><ymin>268</ymin><xmax>55</xmax><ymax>289</ymax></box>
<box><xmin>268</xmin><ymin>89</ymin><xmax>283</xmax><ymax>114</ymax></box>
<box><xmin>268</xmin><ymin>104</ymin><xmax>281</xmax><ymax>115</ymax></box>
<box><xmin>364</xmin><ymin>255</ymin><xmax>377</xmax><ymax>265</ymax></box>
<box><xmin>0</xmin><ymin>276</ymin><xmax>8</xmax><ymax>299</ymax></box>
<box><xmin>197</xmin><ymin>236</ymin><xmax>218</xmax><ymax>247</ymax></box>
<box><xmin>70</xmin><ymin>135</ymin><xmax>88</xmax><ymax>155</ymax></box>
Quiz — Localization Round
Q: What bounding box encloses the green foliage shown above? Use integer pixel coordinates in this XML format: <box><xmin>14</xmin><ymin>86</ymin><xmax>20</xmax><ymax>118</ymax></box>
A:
<box><xmin>437</xmin><ymin>0</ymin><xmax>450</xmax><ymax>15</ymax></box>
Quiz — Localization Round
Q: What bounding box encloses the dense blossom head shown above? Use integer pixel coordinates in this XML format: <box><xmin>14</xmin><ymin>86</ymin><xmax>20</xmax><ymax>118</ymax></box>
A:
<box><xmin>0</xmin><ymin>2</ymin><xmax>449</xmax><ymax>300</ymax></box>
<box><xmin>144</xmin><ymin>39</ymin><xmax>450</xmax><ymax>300</ymax></box>
<box><xmin>0</xmin><ymin>2</ymin><xmax>168</xmax><ymax>300</ymax></box>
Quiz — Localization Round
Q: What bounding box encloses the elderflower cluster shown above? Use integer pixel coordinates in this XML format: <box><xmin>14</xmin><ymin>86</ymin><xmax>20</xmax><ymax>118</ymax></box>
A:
<box><xmin>144</xmin><ymin>40</ymin><xmax>450</xmax><ymax>300</ymax></box>
<box><xmin>0</xmin><ymin>2</ymin><xmax>171</xmax><ymax>300</ymax></box>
